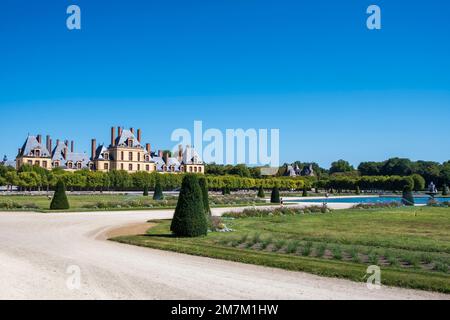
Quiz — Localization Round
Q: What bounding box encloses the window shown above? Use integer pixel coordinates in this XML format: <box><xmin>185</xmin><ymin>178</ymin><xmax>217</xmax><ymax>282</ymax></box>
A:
<box><xmin>128</xmin><ymin>139</ymin><xmax>133</xmax><ymax>147</ymax></box>
<box><xmin>121</xmin><ymin>151</ymin><xmax>124</xmax><ymax>160</ymax></box>
<box><xmin>129</xmin><ymin>152</ymin><xmax>133</xmax><ymax>161</ymax></box>
<box><xmin>129</xmin><ymin>164</ymin><xmax>133</xmax><ymax>171</ymax></box>
<box><xmin>28</xmin><ymin>160</ymin><xmax>33</xmax><ymax>165</ymax></box>
<box><xmin>121</xmin><ymin>163</ymin><xmax>124</xmax><ymax>170</ymax></box>
<box><xmin>137</xmin><ymin>164</ymin><xmax>141</xmax><ymax>171</ymax></box>
<box><xmin>145</xmin><ymin>155</ymin><xmax>149</xmax><ymax>162</ymax></box>
<box><xmin>194</xmin><ymin>167</ymin><xmax>198</xmax><ymax>173</ymax></box>
<box><xmin>42</xmin><ymin>161</ymin><xmax>47</xmax><ymax>168</ymax></box>
<box><xmin>189</xmin><ymin>167</ymin><xmax>193</xmax><ymax>173</ymax></box>
<box><xmin>68</xmin><ymin>162</ymin><xmax>73</xmax><ymax>169</ymax></box>
<box><xmin>104</xmin><ymin>153</ymin><xmax>109</xmax><ymax>160</ymax></box>
<box><xmin>138</xmin><ymin>153</ymin><xmax>141</xmax><ymax>162</ymax></box>
<box><xmin>35</xmin><ymin>150</ymin><xmax>41</xmax><ymax>157</ymax></box>
<box><xmin>54</xmin><ymin>161</ymin><xmax>60</xmax><ymax>167</ymax></box>
<box><xmin>35</xmin><ymin>161</ymin><xmax>40</xmax><ymax>166</ymax></box>
<box><xmin>104</xmin><ymin>163</ymin><xmax>109</xmax><ymax>170</ymax></box>
<box><xmin>77</xmin><ymin>162</ymin><xmax>82</xmax><ymax>169</ymax></box>
<box><xmin>146</xmin><ymin>165</ymin><xmax>150</xmax><ymax>171</ymax></box>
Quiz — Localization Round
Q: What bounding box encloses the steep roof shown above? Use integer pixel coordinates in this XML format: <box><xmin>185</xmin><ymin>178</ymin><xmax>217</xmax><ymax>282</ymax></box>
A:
<box><xmin>18</xmin><ymin>135</ymin><xmax>51</xmax><ymax>158</ymax></box>
<box><xmin>52</xmin><ymin>141</ymin><xmax>90</xmax><ymax>169</ymax></box>
<box><xmin>94</xmin><ymin>145</ymin><xmax>108</xmax><ymax>160</ymax></box>
<box><xmin>115</xmin><ymin>129</ymin><xmax>142</xmax><ymax>148</ymax></box>
<box><xmin>181</xmin><ymin>145</ymin><xmax>203</xmax><ymax>165</ymax></box>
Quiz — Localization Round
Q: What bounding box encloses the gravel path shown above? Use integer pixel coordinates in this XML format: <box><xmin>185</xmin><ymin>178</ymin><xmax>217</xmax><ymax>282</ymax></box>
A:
<box><xmin>0</xmin><ymin>206</ymin><xmax>448</xmax><ymax>300</ymax></box>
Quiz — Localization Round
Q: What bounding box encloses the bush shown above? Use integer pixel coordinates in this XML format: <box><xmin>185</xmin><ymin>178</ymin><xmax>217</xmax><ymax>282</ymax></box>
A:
<box><xmin>199</xmin><ymin>177</ymin><xmax>211</xmax><ymax>217</ymax></box>
<box><xmin>50</xmin><ymin>180</ymin><xmax>70</xmax><ymax>210</ymax></box>
<box><xmin>170</xmin><ymin>175</ymin><xmax>208</xmax><ymax>237</ymax></box>
<box><xmin>153</xmin><ymin>178</ymin><xmax>164</xmax><ymax>200</ymax></box>
<box><xmin>222</xmin><ymin>186</ymin><xmax>231</xmax><ymax>195</ymax></box>
<box><xmin>443</xmin><ymin>184</ymin><xmax>449</xmax><ymax>196</ymax></box>
<box><xmin>302</xmin><ymin>186</ymin><xmax>308</xmax><ymax>197</ymax></box>
<box><xmin>355</xmin><ymin>186</ymin><xmax>360</xmax><ymax>195</ymax></box>
<box><xmin>257</xmin><ymin>185</ymin><xmax>265</xmax><ymax>198</ymax></box>
<box><xmin>143</xmin><ymin>185</ymin><xmax>149</xmax><ymax>196</ymax></box>
<box><xmin>402</xmin><ymin>186</ymin><xmax>415</xmax><ymax>206</ymax></box>
<box><xmin>270</xmin><ymin>187</ymin><xmax>280</xmax><ymax>204</ymax></box>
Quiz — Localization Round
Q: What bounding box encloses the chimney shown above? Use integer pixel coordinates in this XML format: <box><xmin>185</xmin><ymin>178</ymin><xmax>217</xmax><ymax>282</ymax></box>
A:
<box><xmin>71</xmin><ymin>141</ymin><xmax>74</xmax><ymax>153</ymax></box>
<box><xmin>158</xmin><ymin>150</ymin><xmax>163</xmax><ymax>158</ymax></box>
<box><xmin>146</xmin><ymin>143</ymin><xmax>151</xmax><ymax>154</ymax></box>
<box><xmin>118</xmin><ymin>126</ymin><xmax>123</xmax><ymax>137</ymax></box>
<box><xmin>18</xmin><ymin>148</ymin><xmax>22</xmax><ymax>156</ymax></box>
<box><xmin>178</xmin><ymin>144</ymin><xmax>183</xmax><ymax>161</ymax></box>
<box><xmin>164</xmin><ymin>152</ymin><xmax>169</xmax><ymax>164</ymax></box>
<box><xmin>63</xmin><ymin>146</ymin><xmax>68</xmax><ymax>160</ymax></box>
<box><xmin>64</xmin><ymin>140</ymin><xmax>69</xmax><ymax>147</ymax></box>
<box><xmin>37</xmin><ymin>135</ymin><xmax>42</xmax><ymax>144</ymax></box>
<box><xmin>48</xmin><ymin>138</ymin><xmax>53</xmax><ymax>153</ymax></box>
<box><xmin>111</xmin><ymin>127</ymin><xmax>116</xmax><ymax>147</ymax></box>
<box><xmin>46</xmin><ymin>135</ymin><xmax>51</xmax><ymax>152</ymax></box>
<box><xmin>91</xmin><ymin>139</ymin><xmax>97</xmax><ymax>160</ymax></box>
<box><xmin>130</xmin><ymin>127</ymin><xmax>135</xmax><ymax>134</ymax></box>
<box><xmin>137</xmin><ymin>129</ymin><xmax>142</xmax><ymax>142</ymax></box>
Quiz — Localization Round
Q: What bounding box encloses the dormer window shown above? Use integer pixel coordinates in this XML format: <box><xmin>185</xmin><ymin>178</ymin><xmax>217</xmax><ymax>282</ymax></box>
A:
<box><xmin>145</xmin><ymin>155</ymin><xmax>149</xmax><ymax>162</ymax></box>
<box><xmin>67</xmin><ymin>161</ymin><xmax>73</xmax><ymax>169</ymax></box>
<box><xmin>127</xmin><ymin>138</ymin><xmax>133</xmax><ymax>147</ymax></box>
<box><xmin>35</xmin><ymin>150</ymin><xmax>41</xmax><ymax>157</ymax></box>
<box><xmin>104</xmin><ymin>153</ymin><xmax>109</xmax><ymax>160</ymax></box>
<box><xmin>77</xmin><ymin>162</ymin><xmax>82</xmax><ymax>169</ymax></box>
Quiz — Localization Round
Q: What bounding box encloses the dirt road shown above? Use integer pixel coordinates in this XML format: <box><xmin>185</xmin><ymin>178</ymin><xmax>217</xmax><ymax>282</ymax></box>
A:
<box><xmin>0</xmin><ymin>208</ymin><xmax>447</xmax><ymax>300</ymax></box>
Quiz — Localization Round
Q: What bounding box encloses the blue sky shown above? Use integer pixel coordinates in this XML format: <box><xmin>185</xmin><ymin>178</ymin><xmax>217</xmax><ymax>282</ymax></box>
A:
<box><xmin>0</xmin><ymin>0</ymin><xmax>449</xmax><ymax>167</ymax></box>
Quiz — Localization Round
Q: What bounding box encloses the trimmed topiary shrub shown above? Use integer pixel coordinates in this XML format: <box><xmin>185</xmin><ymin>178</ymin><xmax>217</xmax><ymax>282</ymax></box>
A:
<box><xmin>199</xmin><ymin>177</ymin><xmax>211</xmax><ymax>217</ymax></box>
<box><xmin>153</xmin><ymin>178</ymin><xmax>164</xmax><ymax>200</ymax></box>
<box><xmin>257</xmin><ymin>185</ymin><xmax>265</xmax><ymax>198</ymax></box>
<box><xmin>302</xmin><ymin>186</ymin><xmax>308</xmax><ymax>197</ymax></box>
<box><xmin>171</xmin><ymin>175</ymin><xmax>208</xmax><ymax>237</ymax></box>
<box><xmin>402</xmin><ymin>186</ymin><xmax>415</xmax><ymax>206</ymax></box>
<box><xmin>222</xmin><ymin>186</ymin><xmax>231</xmax><ymax>195</ymax></box>
<box><xmin>143</xmin><ymin>185</ymin><xmax>149</xmax><ymax>196</ymax></box>
<box><xmin>443</xmin><ymin>185</ymin><xmax>449</xmax><ymax>196</ymax></box>
<box><xmin>50</xmin><ymin>180</ymin><xmax>70</xmax><ymax>210</ymax></box>
<box><xmin>271</xmin><ymin>186</ymin><xmax>280</xmax><ymax>204</ymax></box>
<box><xmin>355</xmin><ymin>186</ymin><xmax>361</xmax><ymax>195</ymax></box>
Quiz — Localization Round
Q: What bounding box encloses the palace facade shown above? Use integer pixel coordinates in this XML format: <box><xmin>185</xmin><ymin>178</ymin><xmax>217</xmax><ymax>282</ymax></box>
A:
<box><xmin>16</xmin><ymin>127</ymin><xmax>205</xmax><ymax>174</ymax></box>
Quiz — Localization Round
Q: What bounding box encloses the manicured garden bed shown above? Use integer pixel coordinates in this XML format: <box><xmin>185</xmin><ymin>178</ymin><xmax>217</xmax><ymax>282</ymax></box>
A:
<box><xmin>112</xmin><ymin>206</ymin><xmax>450</xmax><ymax>293</ymax></box>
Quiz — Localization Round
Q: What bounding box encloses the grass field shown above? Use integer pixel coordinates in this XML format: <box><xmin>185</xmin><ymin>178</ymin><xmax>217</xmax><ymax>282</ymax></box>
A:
<box><xmin>112</xmin><ymin>206</ymin><xmax>450</xmax><ymax>293</ymax></box>
<box><xmin>0</xmin><ymin>193</ymin><xmax>266</xmax><ymax>212</ymax></box>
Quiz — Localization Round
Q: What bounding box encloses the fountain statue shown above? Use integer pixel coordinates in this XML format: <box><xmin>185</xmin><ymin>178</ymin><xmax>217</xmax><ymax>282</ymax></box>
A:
<box><xmin>426</xmin><ymin>182</ymin><xmax>438</xmax><ymax>198</ymax></box>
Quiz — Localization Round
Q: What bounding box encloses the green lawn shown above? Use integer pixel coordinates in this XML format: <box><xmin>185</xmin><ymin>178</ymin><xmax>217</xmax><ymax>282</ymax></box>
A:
<box><xmin>112</xmin><ymin>206</ymin><xmax>450</xmax><ymax>293</ymax></box>
<box><xmin>0</xmin><ymin>193</ymin><xmax>267</xmax><ymax>212</ymax></box>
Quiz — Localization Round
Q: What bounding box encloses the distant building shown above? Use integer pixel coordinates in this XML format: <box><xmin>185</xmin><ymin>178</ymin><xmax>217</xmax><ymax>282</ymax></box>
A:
<box><xmin>284</xmin><ymin>163</ymin><xmax>315</xmax><ymax>177</ymax></box>
<box><xmin>15</xmin><ymin>127</ymin><xmax>205</xmax><ymax>174</ymax></box>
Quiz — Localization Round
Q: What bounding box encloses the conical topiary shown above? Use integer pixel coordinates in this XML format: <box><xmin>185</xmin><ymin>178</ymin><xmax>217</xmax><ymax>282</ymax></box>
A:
<box><xmin>302</xmin><ymin>186</ymin><xmax>308</xmax><ymax>197</ymax></box>
<box><xmin>153</xmin><ymin>178</ymin><xmax>164</xmax><ymax>200</ymax></box>
<box><xmin>443</xmin><ymin>184</ymin><xmax>449</xmax><ymax>196</ymax></box>
<box><xmin>270</xmin><ymin>186</ymin><xmax>280</xmax><ymax>204</ymax></box>
<box><xmin>143</xmin><ymin>185</ymin><xmax>149</xmax><ymax>196</ymax></box>
<box><xmin>222</xmin><ymin>186</ymin><xmax>230</xmax><ymax>195</ymax></box>
<box><xmin>171</xmin><ymin>175</ymin><xmax>208</xmax><ymax>237</ymax></box>
<box><xmin>355</xmin><ymin>186</ymin><xmax>361</xmax><ymax>195</ymax></box>
<box><xmin>199</xmin><ymin>177</ymin><xmax>211</xmax><ymax>217</ymax></box>
<box><xmin>50</xmin><ymin>180</ymin><xmax>70</xmax><ymax>210</ymax></box>
<box><xmin>402</xmin><ymin>186</ymin><xmax>415</xmax><ymax>206</ymax></box>
<box><xmin>257</xmin><ymin>185</ymin><xmax>265</xmax><ymax>198</ymax></box>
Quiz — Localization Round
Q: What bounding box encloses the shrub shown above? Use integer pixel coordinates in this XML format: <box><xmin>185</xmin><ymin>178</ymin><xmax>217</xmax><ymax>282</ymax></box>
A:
<box><xmin>302</xmin><ymin>186</ymin><xmax>308</xmax><ymax>197</ymax></box>
<box><xmin>257</xmin><ymin>185</ymin><xmax>265</xmax><ymax>198</ymax></box>
<box><xmin>443</xmin><ymin>184</ymin><xmax>449</xmax><ymax>196</ymax></box>
<box><xmin>368</xmin><ymin>251</ymin><xmax>379</xmax><ymax>265</ymax></box>
<box><xmin>199</xmin><ymin>177</ymin><xmax>211</xmax><ymax>217</ymax></box>
<box><xmin>402</xmin><ymin>186</ymin><xmax>415</xmax><ymax>206</ymax></box>
<box><xmin>273</xmin><ymin>239</ymin><xmax>286</xmax><ymax>251</ymax></box>
<box><xmin>50</xmin><ymin>180</ymin><xmax>70</xmax><ymax>210</ymax></box>
<box><xmin>143</xmin><ymin>185</ymin><xmax>149</xmax><ymax>196</ymax></box>
<box><xmin>433</xmin><ymin>261</ymin><xmax>448</xmax><ymax>273</ymax></box>
<box><xmin>355</xmin><ymin>186</ymin><xmax>360</xmax><ymax>195</ymax></box>
<box><xmin>315</xmin><ymin>243</ymin><xmax>327</xmax><ymax>257</ymax></box>
<box><xmin>301</xmin><ymin>242</ymin><xmax>313</xmax><ymax>256</ymax></box>
<box><xmin>170</xmin><ymin>175</ymin><xmax>208</xmax><ymax>237</ymax></box>
<box><xmin>153</xmin><ymin>178</ymin><xmax>164</xmax><ymax>200</ymax></box>
<box><xmin>349</xmin><ymin>247</ymin><xmax>360</xmax><ymax>263</ymax></box>
<box><xmin>260</xmin><ymin>237</ymin><xmax>272</xmax><ymax>250</ymax></box>
<box><xmin>352</xmin><ymin>202</ymin><xmax>402</xmax><ymax>210</ymax></box>
<box><xmin>332</xmin><ymin>246</ymin><xmax>342</xmax><ymax>260</ymax></box>
<box><xmin>270</xmin><ymin>187</ymin><xmax>280</xmax><ymax>204</ymax></box>
<box><xmin>222</xmin><ymin>186</ymin><xmax>231</xmax><ymax>195</ymax></box>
